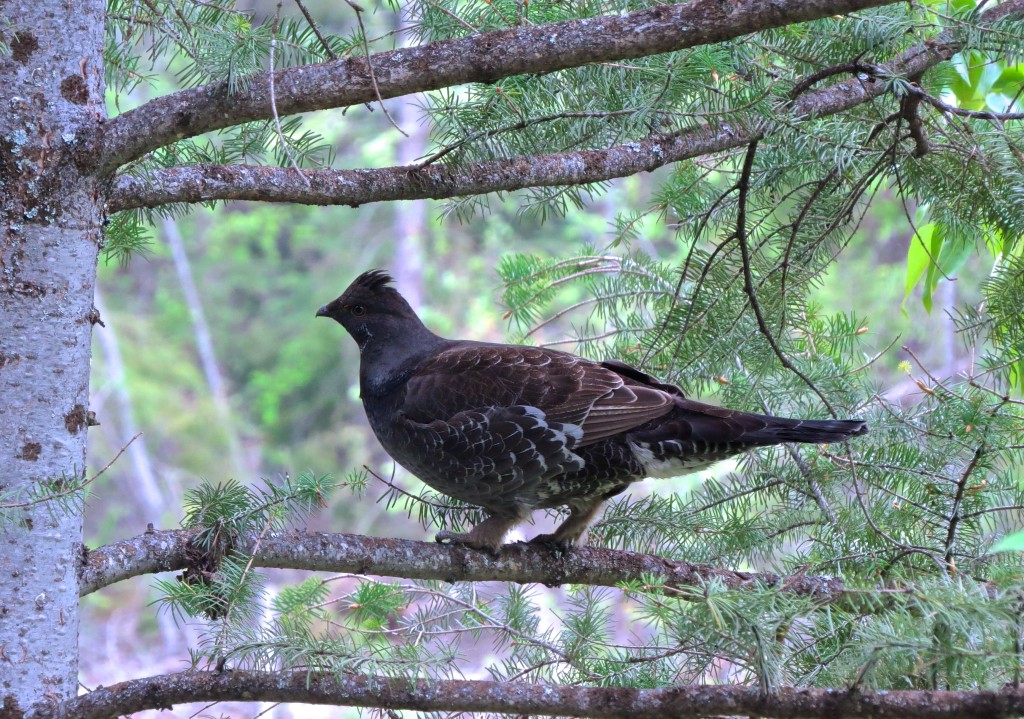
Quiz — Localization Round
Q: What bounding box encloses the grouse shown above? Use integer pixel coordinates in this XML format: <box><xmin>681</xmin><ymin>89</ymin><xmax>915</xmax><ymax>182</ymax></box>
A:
<box><xmin>317</xmin><ymin>270</ymin><xmax>868</xmax><ymax>552</ymax></box>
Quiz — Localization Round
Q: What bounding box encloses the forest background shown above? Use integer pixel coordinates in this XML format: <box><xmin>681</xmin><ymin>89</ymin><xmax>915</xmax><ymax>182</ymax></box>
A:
<box><xmin>9</xmin><ymin>0</ymin><xmax>1013</xmax><ymax>714</ymax></box>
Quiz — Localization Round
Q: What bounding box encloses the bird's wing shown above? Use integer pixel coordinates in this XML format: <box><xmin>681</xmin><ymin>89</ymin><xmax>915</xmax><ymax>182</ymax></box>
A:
<box><xmin>397</xmin><ymin>404</ymin><xmax>585</xmax><ymax>512</ymax></box>
<box><xmin>579</xmin><ymin>360</ymin><xmax>678</xmax><ymax>444</ymax></box>
<box><xmin>403</xmin><ymin>344</ymin><xmax>675</xmax><ymax>446</ymax></box>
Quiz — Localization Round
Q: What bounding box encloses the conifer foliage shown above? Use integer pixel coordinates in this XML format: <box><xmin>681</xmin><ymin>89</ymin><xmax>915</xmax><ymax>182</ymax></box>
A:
<box><xmin>2</xmin><ymin>0</ymin><xmax>1023</xmax><ymax>717</ymax></box>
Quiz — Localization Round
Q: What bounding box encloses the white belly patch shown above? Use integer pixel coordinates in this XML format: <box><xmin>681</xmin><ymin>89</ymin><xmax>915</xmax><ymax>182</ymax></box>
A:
<box><xmin>630</xmin><ymin>441</ymin><xmax>721</xmax><ymax>478</ymax></box>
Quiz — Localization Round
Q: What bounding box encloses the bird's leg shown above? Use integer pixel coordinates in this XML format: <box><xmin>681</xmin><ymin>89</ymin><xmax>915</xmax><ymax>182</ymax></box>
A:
<box><xmin>435</xmin><ymin>514</ymin><xmax>521</xmax><ymax>554</ymax></box>
<box><xmin>529</xmin><ymin>500</ymin><xmax>604</xmax><ymax>550</ymax></box>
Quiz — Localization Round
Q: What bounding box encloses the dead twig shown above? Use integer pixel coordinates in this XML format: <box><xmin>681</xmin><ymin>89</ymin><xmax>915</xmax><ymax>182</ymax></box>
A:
<box><xmin>293</xmin><ymin>0</ymin><xmax>337</xmax><ymax>59</ymax></box>
<box><xmin>345</xmin><ymin>0</ymin><xmax>408</xmax><ymax>137</ymax></box>
<box><xmin>734</xmin><ymin>140</ymin><xmax>837</xmax><ymax>416</ymax></box>
<box><xmin>0</xmin><ymin>432</ymin><xmax>143</xmax><ymax>510</ymax></box>
<box><xmin>270</xmin><ymin>2</ymin><xmax>312</xmax><ymax>186</ymax></box>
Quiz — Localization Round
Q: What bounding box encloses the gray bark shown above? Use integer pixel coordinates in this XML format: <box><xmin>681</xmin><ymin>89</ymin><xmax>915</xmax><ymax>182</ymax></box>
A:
<box><xmin>95</xmin><ymin>0</ymin><xmax>903</xmax><ymax>174</ymax></box>
<box><xmin>34</xmin><ymin>669</ymin><xmax>1024</xmax><ymax>719</ymax></box>
<box><xmin>101</xmin><ymin>29</ymin><xmax>956</xmax><ymax>214</ymax></box>
<box><xmin>0</xmin><ymin>0</ymin><xmax>1020</xmax><ymax>714</ymax></box>
<box><xmin>106</xmin><ymin>0</ymin><xmax>1024</xmax><ymax>214</ymax></box>
<box><xmin>0</xmin><ymin>0</ymin><xmax>107</xmax><ymax>712</ymax></box>
<box><xmin>78</xmin><ymin>528</ymin><xmax>893</xmax><ymax>609</ymax></box>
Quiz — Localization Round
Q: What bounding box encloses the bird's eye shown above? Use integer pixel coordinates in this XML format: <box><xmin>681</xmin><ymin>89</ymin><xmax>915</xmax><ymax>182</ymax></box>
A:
<box><xmin>350</xmin><ymin>304</ymin><xmax>366</xmax><ymax>317</ymax></box>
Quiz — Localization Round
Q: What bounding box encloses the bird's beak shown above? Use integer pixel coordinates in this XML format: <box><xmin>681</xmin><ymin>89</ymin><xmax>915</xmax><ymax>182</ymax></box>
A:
<box><xmin>315</xmin><ymin>305</ymin><xmax>330</xmax><ymax>318</ymax></box>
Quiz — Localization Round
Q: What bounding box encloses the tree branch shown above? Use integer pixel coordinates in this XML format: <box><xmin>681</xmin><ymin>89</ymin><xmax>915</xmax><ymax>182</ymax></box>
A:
<box><xmin>39</xmin><ymin>669</ymin><xmax>1024</xmax><ymax>719</ymax></box>
<box><xmin>106</xmin><ymin>26</ymin><xmax>963</xmax><ymax>213</ymax></box>
<box><xmin>107</xmin><ymin>0</ymin><xmax>1024</xmax><ymax>210</ymax></box>
<box><xmin>96</xmin><ymin>0</ymin><xmax>903</xmax><ymax>174</ymax></box>
<box><xmin>735</xmin><ymin>139</ymin><xmax>838</xmax><ymax>416</ymax></box>
<box><xmin>108</xmin><ymin>124</ymin><xmax>743</xmax><ymax>212</ymax></box>
<box><xmin>79</xmin><ymin>527</ymin><xmax>896</xmax><ymax>605</ymax></box>
<box><xmin>945</xmin><ymin>442</ymin><xmax>987</xmax><ymax>571</ymax></box>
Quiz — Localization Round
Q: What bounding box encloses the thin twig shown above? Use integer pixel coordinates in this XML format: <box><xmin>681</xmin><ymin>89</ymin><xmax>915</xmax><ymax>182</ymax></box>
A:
<box><xmin>845</xmin><ymin>443</ymin><xmax>947</xmax><ymax>572</ymax></box>
<box><xmin>418</xmin><ymin>109</ymin><xmax>671</xmax><ymax>168</ymax></box>
<box><xmin>787</xmin><ymin>445</ymin><xmax>837</xmax><ymax>524</ymax></box>
<box><xmin>139</xmin><ymin>0</ymin><xmax>200</xmax><ymax>63</ymax></box>
<box><xmin>346</xmin><ymin>0</ymin><xmax>408</xmax><ymax>137</ymax></box>
<box><xmin>270</xmin><ymin>2</ymin><xmax>311</xmax><ymax>186</ymax></box>
<box><xmin>944</xmin><ymin>444</ymin><xmax>986</xmax><ymax>572</ymax></box>
<box><xmin>293</xmin><ymin>0</ymin><xmax>337</xmax><ymax>59</ymax></box>
<box><xmin>0</xmin><ymin>433</ymin><xmax>143</xmax><ymax>510</ymax></box>
<box><xmin>212</xmin><ymin>515</ymin><xmax>276</xmax><ymax>670</ymax></box>
<box><xmin>538</xmin><ymin>327</ymin><xmax>639</xmax><ymax>348</ymax></box>
<box><xmin>367</xmin><ymin>464</ymin><xmax>465</xmax><ymax>512</ymax></box>
<box><xmin>188</xmin><ymin>700</ymin><xmax>220</xmax><ymax>719</ymax></box>
<box><xmin>959</xmin><ymin>504</ymin><xmax>1024</xmax><ymax>522</ymax></box>
<box><xmin>524</xmin><ymin>290</ymin><xmax>665</xmax><ymax>339</ymax></box>
<box><xmin>734</xmin><ymin>140</ymin><xmax>837</xmax><ymax>417</ymax></box>
<box><xmin>900</xmin><ymin>76</ymin><xmax>930</xmax><ymax>158</ymax></box>
<box><xmin>643</xmin><ymin>163</ymin><xmax>736</xmax><ymax>367</ymax></box>
<box><xmin>838</xmin><ymin>333</ymin><xmax>902</xmax><ymax>378</ymax></box>
<box><xmin>420</xmin><ymin>0</ymin><xmax>480</xmax><ymax>33</ymax></box>
<box><xmin>778</xmin><ymin>170</ymin><xmax>837</xmax><ymax>330</ymax></box>
<box><xmin>891</xmin><ymin>153</ymin><xmax>956</xmax><ymax>284</ymax></box>
<box><xmin>788</xmin><ymin>57</ymin><xmax>882</xmax><ymax>100</ymax></box>
<box><xmin>903</xmin><ymin>345</ymin><xmax>970</xmax><ymax>401</ymax></box>
<box><xmin>968</xmin><ymin>378</ymin><xmax>1024</xmax><ymax>407</ymax></box>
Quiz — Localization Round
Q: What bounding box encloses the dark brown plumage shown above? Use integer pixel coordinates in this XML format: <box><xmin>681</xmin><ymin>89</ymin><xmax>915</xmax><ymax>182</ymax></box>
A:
<box><xmin>317</xmin><ymin>270</ymin><xmax>868</xmax><ymax>552</ymax></box>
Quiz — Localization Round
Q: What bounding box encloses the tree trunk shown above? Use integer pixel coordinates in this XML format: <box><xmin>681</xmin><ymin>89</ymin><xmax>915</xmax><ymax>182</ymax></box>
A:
<box><xmin>391</xmin><ymin>12</ymin><xmax>428</xmax><ymax>312</ymax></box>
<box><xmin>0</xmin><ymin>0</ymin><xmax>106</xmax><ymax>712</ymax></box>
<box><xmin>161</xmin><ymin>218</ymin><xmax>248</xmax><ymax>477</ymax></box>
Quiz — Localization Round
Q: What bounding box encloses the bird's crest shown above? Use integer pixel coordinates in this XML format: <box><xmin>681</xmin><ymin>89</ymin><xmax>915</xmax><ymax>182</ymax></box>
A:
<box><xmin>351</xmin><ymin>269</ymin><xmax>394</xmax><ymax>292</ymax></box>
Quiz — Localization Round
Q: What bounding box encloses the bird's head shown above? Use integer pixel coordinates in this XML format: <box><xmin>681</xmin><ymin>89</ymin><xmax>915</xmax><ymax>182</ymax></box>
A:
<box><xmin>316</xmin><ymin>270</ymin><xmax>434</xmax><ymax>353</ymax></box>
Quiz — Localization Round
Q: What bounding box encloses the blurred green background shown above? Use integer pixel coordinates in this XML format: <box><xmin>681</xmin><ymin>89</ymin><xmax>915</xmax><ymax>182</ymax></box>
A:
<box><xmin>81</xmin><ymin>0</ymin><xmax>1007</xmax><ymax>706</ymax></box>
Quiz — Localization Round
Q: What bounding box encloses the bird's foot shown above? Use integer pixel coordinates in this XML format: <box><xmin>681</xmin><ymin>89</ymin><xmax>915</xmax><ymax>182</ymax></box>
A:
<box><xmin>435</xmin><ymin>515</ymin><xmax>517</xmax><ymax>556</ymax></box>
<box><xmin>527</xmin><ymin>532</ymin><xmax>576</xmax><ymax>556</ymax></box>
<box><xmin>526</xmin><ymin>501</ymin><xmax>601</xmax><ymax>555</ymax></box>
<box><xmin>435</xmin><ymin>531</ymin><xmax>501</xmax><ymax>558</ymax></box>
<box><xmin>434</xmin><ymin>529</ymin><xmax>488</xmax><ymax>548</ymax></box>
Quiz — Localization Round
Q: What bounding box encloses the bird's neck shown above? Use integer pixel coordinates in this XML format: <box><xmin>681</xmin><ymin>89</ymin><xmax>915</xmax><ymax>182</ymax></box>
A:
<box><xmin>358</xmin><ymin>319</ymin><xmax>445</xmax><ymax>398</ymax></box>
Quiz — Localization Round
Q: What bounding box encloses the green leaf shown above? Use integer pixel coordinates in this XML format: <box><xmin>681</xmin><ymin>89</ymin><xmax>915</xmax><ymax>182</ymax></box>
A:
<box><xmin>903</xmin><ymin>221</ymin><xmax>971</xmax><ymax>314</ymax></box>
<box><xmin>949</xmin><ymin>52</ymin><xmax>1004</xmax><ymax>110</ymax></box>
<box><xmin>989</xmin><ymin>531</ymin><xmax>1024</xmax><ymax>553</ymax></box>
<box><xmin>990</xmin><ymin>64</ymin><xmax>1024</xmax><ymax>96</ymax></box>
<box><xmin>936</xmin><ymin>237</ymin><xmax>973</xmax><ymax>278</ymax></box>
<box><xmin>920</xmin><ymin>223</ymin><xmax>945</xmax><ymax>313</ymax></box>
<box><xmin>903</xmin><ymin>222</ymin><xmax>940</xmax><ymax>313</ymax></box>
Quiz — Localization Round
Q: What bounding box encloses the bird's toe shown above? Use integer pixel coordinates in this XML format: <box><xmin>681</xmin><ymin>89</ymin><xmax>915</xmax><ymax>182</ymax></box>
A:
<box><xmin>434</xmin><ymin>529</ymin><xmax>462</xmax><ymax>545</ymax></box>
<box><xmin>435</xmin><ymin>529</ymin><xmax>502</xmax><ymax>556</ymax></box>
<box><xmin>527</xmin><ymin>533</ymin><xmax>575</xmax><ymax>555</ymax></box>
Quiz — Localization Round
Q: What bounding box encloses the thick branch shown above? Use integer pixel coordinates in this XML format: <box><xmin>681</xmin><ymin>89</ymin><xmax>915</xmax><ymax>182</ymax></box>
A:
<box><xmin>107</xmin><ymin>31</ymin><xmax>954</xmax><ymax>213</ymax></box>
<box><xmin>97</xmin><ymin>0</ymin><xmax>902</xmax><ymax>174</ymax></box>
<box><xmin>108</xmin><ymin>0</ymin><xmax>1024</xmax><ymax>211</ymax></box>
<box><xmin>40</xmin><ymin>669</ymin><xmax>1024</xmax><ymax>719</ymax></box>
<box><xmin>108</xmin><ymin>124</ymin><xmax>741</xmax><ymax>212</ymax></box>
<box><xmin>81</xmin><ymin>528</ymin><xmax>878</xmax><ymax>603</ymax></box>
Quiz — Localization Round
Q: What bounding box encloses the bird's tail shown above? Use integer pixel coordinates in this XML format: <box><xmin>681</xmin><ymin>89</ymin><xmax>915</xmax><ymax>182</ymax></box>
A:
<box><xmin>741</xmin><ymin>415</ymin><xmax>868</xmax><ymax>445</ymax></box>
<box><xmin>665</xmin><ymin>398</ymin><xmax>869</xmax><ymax>448</ymax></box>
<box><xmin>627</xmin><ymin>404</ymin><xmax>868</xmax><ymax>479</ymax></box>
